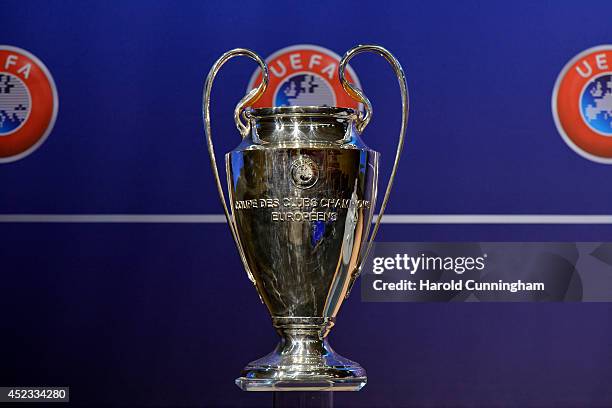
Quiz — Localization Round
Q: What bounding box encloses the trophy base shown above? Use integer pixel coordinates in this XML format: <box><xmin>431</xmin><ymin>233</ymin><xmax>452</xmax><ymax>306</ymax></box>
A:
<box><xmin>235</xmin><ymin>376</ymin><xmax>367</xmax><ymax>392</ymax></box>
<box><xmin>235</xmin><ymin>328</ymin><xmax>366</xmax><ymax>392</ymax></box>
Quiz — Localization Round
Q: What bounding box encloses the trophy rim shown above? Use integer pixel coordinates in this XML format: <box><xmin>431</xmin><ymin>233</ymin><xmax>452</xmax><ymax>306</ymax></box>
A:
<box><xmin>247</xmin><ymin>105</ymin><xmax>357</xmax><ymax>118</ymax></box>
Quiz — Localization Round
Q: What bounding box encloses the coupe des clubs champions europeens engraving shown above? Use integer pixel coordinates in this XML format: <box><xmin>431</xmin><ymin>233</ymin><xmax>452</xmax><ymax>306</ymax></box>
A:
<box><xmin>202</xmin><ymin>45</ymin><xmax>409</xmax><ymax>391</ymax></box>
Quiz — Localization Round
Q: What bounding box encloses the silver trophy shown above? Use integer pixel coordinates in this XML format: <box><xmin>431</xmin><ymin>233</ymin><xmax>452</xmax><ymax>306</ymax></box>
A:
<box><xmin>203</xmin><ymin>45</ymin><xmax>408</xmax><ymax>391</ymax></box>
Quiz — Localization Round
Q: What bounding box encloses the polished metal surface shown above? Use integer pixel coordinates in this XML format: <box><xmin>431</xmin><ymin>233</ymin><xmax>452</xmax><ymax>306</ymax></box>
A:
<box><xmin>339</xmin><ymin>44</ymin><xmax>410</xmax><ymax>296</ymax></box>
<box><xmin>203</xmin><ymin>45</ymin><xmax>409</xmax><ymax>392</ymax></box>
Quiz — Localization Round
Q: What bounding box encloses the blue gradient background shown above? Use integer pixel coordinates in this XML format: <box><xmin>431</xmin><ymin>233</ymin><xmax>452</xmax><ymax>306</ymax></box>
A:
<box><xmin>2</xmin><ymin>1</ymin><xmax>612</xmax><ymax>406</ymax></box>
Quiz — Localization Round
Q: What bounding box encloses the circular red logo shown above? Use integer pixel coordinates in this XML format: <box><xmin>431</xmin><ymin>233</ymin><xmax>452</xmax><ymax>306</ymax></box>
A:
<box><xmin>0</xmin><ymin>46</ymin><xmax>58</xmax><ymax>163</ymax></box>
<box><xmin>553</xmin><ymin>45</ymin><xmax>612</xmax><ymax>163</ymax></box>
<box><xmin>247</xmin><ymin>44</ymin><xmax>361</xmax><ymax>110</ymax></box>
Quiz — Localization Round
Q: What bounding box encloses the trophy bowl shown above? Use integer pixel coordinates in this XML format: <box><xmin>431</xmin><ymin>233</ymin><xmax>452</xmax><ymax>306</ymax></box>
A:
<box><xmin>203</xmin><ymin>45</ymin><xmax>408</xmax><ymax>391</ymax></box>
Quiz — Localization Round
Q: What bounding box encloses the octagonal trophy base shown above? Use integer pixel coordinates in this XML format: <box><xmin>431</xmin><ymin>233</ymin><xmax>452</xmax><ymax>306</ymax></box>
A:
<box><xmin>235</xmin><ymin>328</ymin><xmax>366</xmax><ymax>392</ymax></box>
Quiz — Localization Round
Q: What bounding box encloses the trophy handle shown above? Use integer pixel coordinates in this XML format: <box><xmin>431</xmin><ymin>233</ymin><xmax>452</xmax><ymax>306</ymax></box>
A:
<box><xmin>338</xmin><ymin>45</ymin><xmax>409</xmax><ymax>297</ymax></box>
<box><xmin>203</xmin><ymin>49</ymin><xmax>269</xmax><ymax>285</ymax></box>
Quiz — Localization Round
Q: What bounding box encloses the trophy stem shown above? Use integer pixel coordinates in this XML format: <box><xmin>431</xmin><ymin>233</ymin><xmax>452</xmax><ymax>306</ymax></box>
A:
<box><xmin>235</xmin><ymin>317</ymin><xmax>367</xmax><ymax>392</ymax></box>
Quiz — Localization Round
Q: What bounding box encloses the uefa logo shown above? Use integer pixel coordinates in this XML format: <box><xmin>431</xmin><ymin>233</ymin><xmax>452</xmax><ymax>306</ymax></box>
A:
<box><xmin>0</xmin><ymin>46</ymin><xmax>58</xmax><ymax>163</ymax></box>
<box><xmin>246</xmin><ymin>44</ymin><xmax>362</xmax><ymax>110</ymax></box>
<box><xmin>552</xmin><ymin>45</ymin><xmax>612</xmax><ymax>164</ymax></box>
<box><xmin>290</xmin><ymin>156</ymin><xmax>319</xmax><ymax>189</ymax></box>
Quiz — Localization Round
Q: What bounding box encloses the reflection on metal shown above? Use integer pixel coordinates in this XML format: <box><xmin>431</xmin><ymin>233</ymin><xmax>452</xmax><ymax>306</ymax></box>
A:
<box><xmin>1</xmin><ymin>214</ymin><xmax>612</xmax><ymax>224</ymax></box>
<box><xmin>203</xmin><ymin>45</ymin><xmax>409</xmax><ymax>391</ymax></box>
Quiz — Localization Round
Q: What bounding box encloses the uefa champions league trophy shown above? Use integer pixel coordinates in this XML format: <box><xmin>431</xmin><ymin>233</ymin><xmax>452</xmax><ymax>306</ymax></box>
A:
<box><xmin>203</xmin><ymin>45</ymin><xmax>408</xmax><ymax>391</ymax></box>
